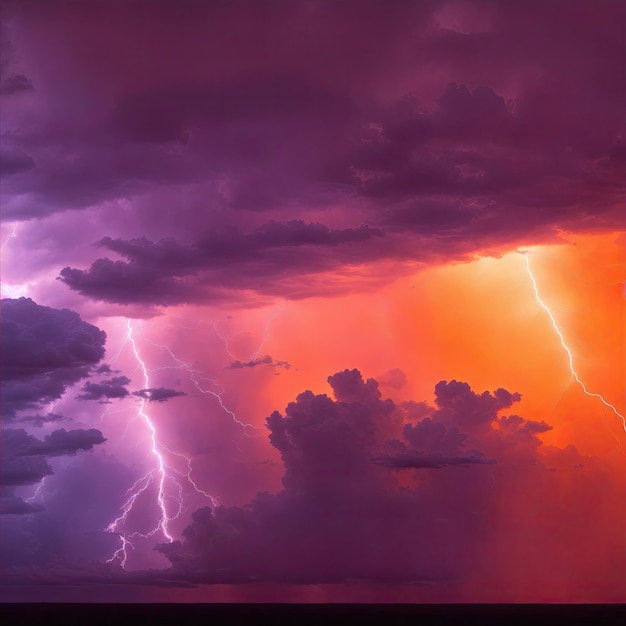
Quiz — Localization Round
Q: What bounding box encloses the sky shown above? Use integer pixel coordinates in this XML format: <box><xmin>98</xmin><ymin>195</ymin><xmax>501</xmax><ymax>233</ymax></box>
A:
<box><xmin>1</xmin><ymin>0</ymin><xmax>625</xmax><ymax>603</ymax></box>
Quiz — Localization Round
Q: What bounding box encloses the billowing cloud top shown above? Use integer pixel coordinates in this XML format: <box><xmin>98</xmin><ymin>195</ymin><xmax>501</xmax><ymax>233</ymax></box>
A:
<box><xmin>1</xmin><ymin>298</ymin><xmax>106</xmax><ymax>418</ymax></box>
<box><xmin>151</xmin><ymin>369</ymin><xmax>569</xmax><ymax>586</ymax></box>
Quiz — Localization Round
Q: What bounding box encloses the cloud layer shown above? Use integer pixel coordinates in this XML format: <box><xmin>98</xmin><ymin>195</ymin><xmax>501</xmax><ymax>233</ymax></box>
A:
<box><xmin>1</xmin><ymin>1</ymin><xmax>624</xmax><ymax>310</ymax></box>
<box><xmin>149</xmin><ymin>369</ymin><xmax>588</xmax><ymax>587</ymax></box>
<box><xmin>1</xmin><ymin>298</ymin><xmax>106</xmax><ymax>418</ymax></box>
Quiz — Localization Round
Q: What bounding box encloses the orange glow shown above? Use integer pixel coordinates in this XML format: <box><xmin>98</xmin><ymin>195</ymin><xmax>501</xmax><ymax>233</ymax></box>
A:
<box><xmin>263</xmin><ymin>231</ymin><xmax>625</xmax><ymax>458</ymax></box>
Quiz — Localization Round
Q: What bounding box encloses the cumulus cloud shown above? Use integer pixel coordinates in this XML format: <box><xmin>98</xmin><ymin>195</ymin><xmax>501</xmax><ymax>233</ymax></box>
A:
<box><xmin>0</xmin><ymin>455</ymin><xmax>53</xmax><ymax>487</ymax></box>
<box><xmin>151</xmin><ymin>369</ymin><xmax>562</xmax><ymax>585</ymax></box>
<box><xmin>76</xmin><ymin>376</ymin><xmax>131</xmax><ymax>402</ymax></box>
<box><xmin>15</xmin><ymin>428</ymin><xmax>106</xmax><ymax>457</ymax></box>
<box><xmin>228</xmin><ymin>355</ymin><xmax>290</xmax><ymax>370</ymax></box>
<box><xmin>132</xmin><ymin>387</ymin><xmax>187</xmax><ymax>402</ymax></box>
<box><xmin>1</xmin><ymin>298</ymin><xmax>106</xmax><ymax>419</ymax></box>
<box><xmin>0</xmin><ymin>366</ymin><xmax>617</xmax><ymax>596</ymax></box>
<box><xmin>376</xmin><ymin>368</ymin><xmax>408</xmax><ymax>391</ymax></box>
<box><xmin>0</xmin><ymin>299</ymin><xmax>110</xmax><ymax>523</ymax></box>
<box><xmin>1</xmin><ymin>427</ymin><xmax>106</xmax><ymax>490</ymax></box>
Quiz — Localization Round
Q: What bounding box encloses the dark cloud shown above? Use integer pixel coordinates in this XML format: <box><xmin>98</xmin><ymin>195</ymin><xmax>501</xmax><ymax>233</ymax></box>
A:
<box><xmin>1</xmin><ymin>298</ymin><xmax>106</xmax><ymax>419</ymax></box>
<box><xmin>0</xmin><ymin>72</ymin><xmax>34</xmax><ymax>95</ymax></box>
<box><xmin>2</xmin><ymin>2</ymin><xmax>624</xmax><ymax>309</ymax></box>
<box><xmin>430</xmin><ymin>380</ymin><xmax>521</xmax><ymax>435</ymax></box>
<box><xmin>374</xmin><ymin>450</ymin><xmax>496</xmax><ymax>469</ymax></box>
<box><xmin>18</xmin><ymin>412</ymin><xmax>66</xmax><ymax>428</ymax></box>
<box><xmin>58</xmin><ymin>221</ymin><xmax>385</xmax><ymax>306</ymax></box>
<box><xmin>16</xmin><ymin>428</ymin><xmax>106</xmax><ymax>457</ymax></box>
<box><xmin>132</xmin><ymin>387</ymin><xmax>187</xmax><ymax>403</ymax></box>
<box><xmin>0</xmin><ymin>365</ymin><xmax>616</xmax><ymax>594</ymax></box>
<box><xmin>152</xmin><ymin>369</ymin><xmax>555</xmax><ymax>585</ymax></box>
<box><xmin>497</xmin><ymin>414</ymin><xmax>553</xmax><ymax>438</ymax></box>
<box><xmin>52</xmin><ymin>67</ymin><xmax>626</xmax><ymax>308</ymax></box>
<box><xmin>0</xmin><ymin>455</ymin><xmax>53</xmax><ymax>487</ymax></box>
<box><xmin>0</xmin><ymin>299</ymin><xmax>109</xmax><ymax>522</ymax></box>
<box><xmin>228</xmin><ymin>355</ymin><xmax>290</xmax><ymax>370</ymax></box>
<box><xmin>77</xmin><ymin>376</ymin><xmax>131</xmax><ymax>402</ymax></box>
<box><xmin>0</xmin><ymin>496</ymin><xmax>44</xmax><ymax>515</ymax></box>
<box><xmin>403</xmin><ymin>417</ymin><xmax>469</xmax><ymax>454</ymax></box>
<box><xmin>0</xmin><ymin>453</ymin><xmax>136</xmax><ymax>567</ymax></box>
<box><xmin>348</xmin><ymin>82</ymin><xmax>626</xmax><ymax>242</ymax></box>
<box><xmin>1</xmin><ymin>427</ymin><xmax>106</xmax><ymax>489</ymax></box>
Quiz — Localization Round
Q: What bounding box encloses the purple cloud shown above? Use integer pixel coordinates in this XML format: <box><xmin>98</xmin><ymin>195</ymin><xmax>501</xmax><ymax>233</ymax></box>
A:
<box><xmin>57</xmin><ymin>221</ymin><xmax>385</xmax><ymax>306</ymax></box>
<box><xmin>16</xmin><ymin>428</ymin><xmax>106</xmax><ymax>457</ymax></box>
<box><xmin>77</xmin><ymin>376</ymin><xmax>132</xmax><ymax>402</ymax></box>
<box><xmin>151</xmin><ymin>369</ymin><xmax>553</xmax><ymax>585</ymax></box>
<box><xmin>1</xmin><ymin>298</ymin><xmax>106</xmax><ymax>419</ymax></box>
<box><xmin>228</xmin><ymin>355</ymin><xmax>290</xmax><ymax>370</ymax></box>
<box><xmin>132</xmin><ymin>387</ymin><xmax>187</xmax><ymax>403</ymax></box>
<box><xmin>1</xmin><ymin>427</ymin><xmax>106</xmax><ymax>492</ymax></box>
<box><xmin>0</xmin><ymin>496</ymin><xmax>44</xmax><ymax>515</ymax></box>
<box><xmin>0</xmin><ymin>454</ymin><xmax>53</xmax><ymax>487</ymax></box>
<box><xmin>0</xmin><ymin>453</ymin><xmax>135</xmax><ymax>566</ymax></box>
<box><xmin>374</xmin><ymin>450</ymin><xmax>495</xmax><ymax>469</ymax></box>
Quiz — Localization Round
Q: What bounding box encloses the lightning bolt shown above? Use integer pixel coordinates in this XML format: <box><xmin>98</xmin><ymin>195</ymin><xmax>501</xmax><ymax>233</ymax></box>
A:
<box><xmin>249</xmin><ymin>305</ymin><xmax>286</xmax><ymax>361</ymax></box>
<box><xmin>0</xmin><ymin>222</ymin><xmax>18</xmax><ymax>258</ymax></box>
<box><xmin>26</xmin><ymin>476</ymin><xmax>48</xmax><ymax>504</ymax></box>
<box><xmin>144</xmin><ymin>306</ymin><xmax>288</xmax><ymax>436</ymax></box>
<box><xmin>143</xmin><ymin>337</ymin><xmax>260</xmax><ymax>436</ymax></box>
<box><xmin>209</xmin><ymin>321</ymin><xmax>239</xmax><ymax>361</ymax></box>
<box><xmin>523</xmin><ymin>253</ymin><xmax>626</xmax><ymax>431</ymax></box>
<box><xmin>107</xmin><ymin>534</ymin><xmax>132</xmax><ymax>569</ymax></box>
<box><xmin>1</xmin><ymin>223</ymin><xmax>30</xmax><ymax>298</ymax></box>
<box><xmin>105</xmin><ymin>319</ymin><xmax>217</xmax><ymax>568</ymax></box>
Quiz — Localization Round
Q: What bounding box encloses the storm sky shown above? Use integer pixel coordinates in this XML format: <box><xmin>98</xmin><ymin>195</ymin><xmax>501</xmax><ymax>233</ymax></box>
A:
<box><xmin>1</xmin><ymin>0</ymin><xmax>625</xmax><ymax>603</ymax></box>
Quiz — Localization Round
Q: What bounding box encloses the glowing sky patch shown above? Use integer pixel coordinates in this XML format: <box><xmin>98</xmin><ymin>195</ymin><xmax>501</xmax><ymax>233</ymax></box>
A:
<box><xmin>523</xmin><ymin>254</ymin><xmax>626</xmax><ymax>431</ymax></box>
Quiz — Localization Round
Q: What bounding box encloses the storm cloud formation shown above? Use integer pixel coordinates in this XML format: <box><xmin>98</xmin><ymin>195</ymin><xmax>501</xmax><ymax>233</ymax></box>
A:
<box><xmin>56</xmin><ymin>69</ymin><xmax>626</xmax><ymax>306</ymax></box>
<box><xmin>1</xmin><ymin>453</ymin><xmax>135</xmax><ymax>567</ymax></box>
<box><xmin>0</xmin><ymin>1</ymin><xmax>622</xmax><ymax>309</ymax></box>
<box><xmin>1</xmin><ymin>426</ymin><xmax>107</xmax><ymax>518</ymax></box>
<box><xmin>1</xmin><ymin>298</ymin><xmax>106</xmax><ymax>418</ymax></box>
<box><xmin>153</xmin><ymin>369</ymin><xmax>596</xmax><ymax>586</ymax></box>
<box><xmin>77</xmin><ymin>376</ymin><xmax>131</xmax><ymax>402</ymax></box>
<box><xmin>132</xmin><ymin>387</ymin><xmax>187</xmax><ymax>403</ymax></box>
<box><xmin>58</xmin><ymin>222</ymin><xmax>385</xmax><ymax>305</ymax></box>
<box><xmin>229</xmin><ymin>355</ymin><xmax>290</xmax><ymax>370</ymax></box>
<box><xmin>0</xmin><ymin>299</ymin><xmax>108</xmax><ymax>514</ymax></box>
